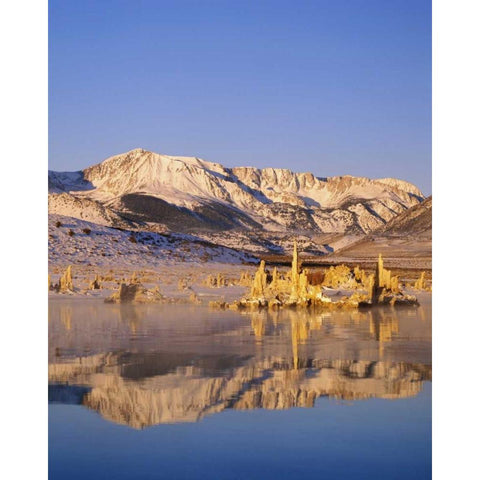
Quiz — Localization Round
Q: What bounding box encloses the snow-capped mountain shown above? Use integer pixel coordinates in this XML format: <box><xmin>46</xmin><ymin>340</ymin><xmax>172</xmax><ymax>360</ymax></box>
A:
<box><xmin>48</xmin><ymin>148</ymin><xmax>424</xmax><ymax>235</ymax></box>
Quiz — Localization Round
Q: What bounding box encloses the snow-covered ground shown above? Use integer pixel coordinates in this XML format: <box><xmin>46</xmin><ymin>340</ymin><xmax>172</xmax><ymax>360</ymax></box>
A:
<box><xmin>48</xmin><ymin>213</ymin><xmax>265</xmax><ymax>302</ymax></box>
<box><xmin>49</xmin><ymin>214</ymin><xmax>258</xmax><ymax>269</ymax></box>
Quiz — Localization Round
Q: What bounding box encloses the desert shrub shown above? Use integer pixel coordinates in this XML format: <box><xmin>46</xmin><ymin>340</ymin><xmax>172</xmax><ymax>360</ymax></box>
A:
<box><xmin>307</xmin><ymin>271</ymin><xmax>325</xmax><ymax>286</ymax></box>
<box><xmin>55</xmin><ymin>221</ymin><xmax>62</xmax><ymax>228</ymax></box>
<box><xmin>67</xmin><ymin>229</ymin><xmax>75</xmax><ymax>237</ymax></box>
<box><xmin>82</xmin><ymin>228</ymin><xmax>91</xmax><ymax>235</ymax></box>
<box><xmin>128</xmin><ymin>235</ymin><xmax>137</xmax><ymax>243</ymax></box>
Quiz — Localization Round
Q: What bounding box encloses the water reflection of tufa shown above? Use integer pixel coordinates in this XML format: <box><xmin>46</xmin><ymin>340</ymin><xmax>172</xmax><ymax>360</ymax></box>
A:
<box><xmin>253</xmin><ymin>309</ymin><xmax>399</xmax><ymax>368</ymax></box>
<box><xmin>60</xmin><ymin>306</ymin><xmax>72</xmax><ymax>331</ymax></box>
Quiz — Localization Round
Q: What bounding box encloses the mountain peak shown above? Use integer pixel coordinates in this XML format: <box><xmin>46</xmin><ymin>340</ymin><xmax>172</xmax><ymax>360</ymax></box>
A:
<box><xmin>49</xmin><ymin>148</ymin><xmax>425</xmax><ymax>235</ymax></box>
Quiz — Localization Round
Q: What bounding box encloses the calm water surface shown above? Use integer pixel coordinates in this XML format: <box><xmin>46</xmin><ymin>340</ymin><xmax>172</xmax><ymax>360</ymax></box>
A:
<box><xmin>49</xmin><ymin>298</ymin><xmax>432</xmax><ymax>479</ymax></box>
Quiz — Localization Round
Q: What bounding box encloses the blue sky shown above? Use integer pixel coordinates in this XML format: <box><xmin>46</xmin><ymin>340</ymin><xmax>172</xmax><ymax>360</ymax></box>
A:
<box><xmin>49</xmin><ymin>0</ymin><xmax>431</xmax><ymax>194</ymax></box>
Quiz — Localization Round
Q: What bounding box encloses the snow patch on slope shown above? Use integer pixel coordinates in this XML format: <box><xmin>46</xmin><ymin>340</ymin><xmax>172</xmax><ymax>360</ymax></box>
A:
<box><xmin>48</xmin><ymin>214</ymin><xmax>258</xmax><ymax>268</ymax></box>
<box><xmin>48</xmin><ymin>193</ymin><xmax>135</xmax><ymax>229</ymax></box>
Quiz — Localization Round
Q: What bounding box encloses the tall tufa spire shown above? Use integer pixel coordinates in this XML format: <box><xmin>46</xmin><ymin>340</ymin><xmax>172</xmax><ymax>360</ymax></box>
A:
<box><xmin>290</xmin><ymin>240</ymin><xmax>301</xmax><ymax>301</ymax></box>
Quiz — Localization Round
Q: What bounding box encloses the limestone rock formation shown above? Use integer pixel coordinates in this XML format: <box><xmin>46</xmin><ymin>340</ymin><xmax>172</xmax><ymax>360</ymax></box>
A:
<box><xmin>208</xmin><ymin>300</ymin><xmax>228</xmax><ymax>309</ymax></box>
<box><xmin>322</xmin><ymin>265</ymin><xmax>355</xmax><ymax>288</ymax></box>
<box><xmin>238</xmin><ymin>271</ymin><xmax>253</xmax><ymax>287</ymax></box>
<box><xmin>360</xmin><ymin>254</ymin><xmax>417</xmax><ymax>306</ymax></box>
<box><xmin>414</xmin><ymin>271</ymin><xmax>427</xmax><ymax>290</ymax></box>
<box><xmin>89</xmin><ymin>274</ymin><xmax>101</xmax><ymax>290</ymax></box>
<box><xmin>289</xmin><ymin>241</ymin><xmax>301</xmax><ymax>303</ymax></box>
<box><xmin>354</xmin><ymin>266</ymin><xmax>367</xmax><ymax>284</ymax></box>
<box><xmin>189</xmin><ymin>292</ymin><xmax>202</xmax><ymax>304</ymax></box>
<box><xmin>372</xmin><ymin>254</ymin><xmax>399</xmax><ymax>292</ymax></box>
<box><xmin>251</xmin><ymin>260</ymin><xmax>268</xmax><ymax>300</ymax></box>
<box><xmin>213</xmin><ymin>243</ymin><xmax>359</xmax><ymax>310</ymax></box>
<box><xmin>270</xmin><ymin>267</ymin><xmax>279</xmax><ymax>291</ymax></box>
<box><xmin>100</xmin><ymin>272</ymin><xmax>116</xmax><ymax>282</ymax></box>
<box><xmin>211</xmin><ymin>248</ymin><xmax>418</xmax><ymax>310</ymax></box>
<box><xmin>365</xmin><ymin>274</ymin><xmax>375</xmax><ymax>303</ymax></box>
<box><xmin>178</xmin><ymin>278</ymin><xmax>189</xmax><ymax>291</ymax></box>
<box><xmin>51</xmin><ymin>265</ymin><xmax>74</xmax><ymax>293</ymax></box>
<box><xmin>130</xmin><ymin>271</ymin><xmax>139</xmax><ymax>284</ymax></box>
<box><xmin>203</xmin><ymin>273</ymin><xmax>228</xmax><ymax>288</ymax></box>
<box><xmin>105</xmin><ymin>283</ymin><xmax>165</xmax><ymax>304</ymax></box>
<box><xmin>61</xmin><ymin>265</ymin><xmax>74</xmax><ymax>292</ymax></box>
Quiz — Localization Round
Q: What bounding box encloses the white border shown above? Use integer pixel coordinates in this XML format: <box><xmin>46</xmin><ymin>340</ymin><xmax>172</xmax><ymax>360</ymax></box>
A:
<box><xmin>433</xmin><ymin>0</ymin><xmax>480</xmax><ymax>478</ymax></box>
<box><xmin>3</xmin><ymin>1</ymin><xmax>480</xmax><ymax>478</ymax></box>
<box><xmin>1</xmin><ymin>1</ymin><xmax>48</xmax><ymax>479</ymax></box>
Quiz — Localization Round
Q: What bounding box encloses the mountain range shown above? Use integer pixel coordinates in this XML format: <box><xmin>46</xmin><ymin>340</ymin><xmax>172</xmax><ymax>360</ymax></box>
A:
<box><xmin>49</xmin><ymin>148</ymin><xmax>425</xmax><ymax>239</ymax></box>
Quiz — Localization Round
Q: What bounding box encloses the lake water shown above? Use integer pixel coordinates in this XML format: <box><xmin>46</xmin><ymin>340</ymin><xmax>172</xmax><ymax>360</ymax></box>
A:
<box><xmin>49</xmin><ymin>298</ymin><xmax>432</xmax><ymax>479</ymax></box>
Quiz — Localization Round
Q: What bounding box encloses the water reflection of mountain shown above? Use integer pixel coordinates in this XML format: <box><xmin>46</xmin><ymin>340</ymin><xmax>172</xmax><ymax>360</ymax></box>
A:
<box><xmin>48</xmin><ymin>302</ymin><xmax>431</xmax><ymax>428</ymax></box>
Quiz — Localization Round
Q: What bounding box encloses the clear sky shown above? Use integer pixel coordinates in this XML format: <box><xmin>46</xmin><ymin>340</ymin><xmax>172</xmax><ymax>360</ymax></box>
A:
<box><xmin>49</xmin><ymin>0</ymin><xmax>431</xmax><ymax>194</ymax></box>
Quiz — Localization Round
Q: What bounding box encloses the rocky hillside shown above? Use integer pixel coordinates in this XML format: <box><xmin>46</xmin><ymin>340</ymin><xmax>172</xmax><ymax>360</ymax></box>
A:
<box><xmin>48</xmin><ymin>192</ymin><xmax>136</xmax><ymax>229</ymax></box>
<box><xmin>324</xmin><ymin>198</ymin><xmax>432</xmax><ymax>269</ymax></box>
<box><xmin>49</xmin><ymin>148</ymin><xmax>424</xmax><ymax>235</ymax></box>
<box><xmin>380</xmin><ymin>196</ymin><xmax>432</xmax><ymax>238</ymax></box>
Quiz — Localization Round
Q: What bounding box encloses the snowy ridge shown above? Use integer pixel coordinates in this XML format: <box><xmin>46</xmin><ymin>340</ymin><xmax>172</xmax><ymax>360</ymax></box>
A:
<box><xmin>375</xmin><ymin>178</ymin><xmax>423</xmax><ymax>198</ymax></box>
<box><xmin>48</xmin><ymin>148</ymin><xmax>425</xmax><ymax>235</ymax></box>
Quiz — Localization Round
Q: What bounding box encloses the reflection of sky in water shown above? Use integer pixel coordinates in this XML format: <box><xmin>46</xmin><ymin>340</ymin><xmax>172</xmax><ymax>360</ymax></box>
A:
<box><xmin>49</xmin><ymin>300</ymin><xmax>431</xmax><ymax>479</ymax></box>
